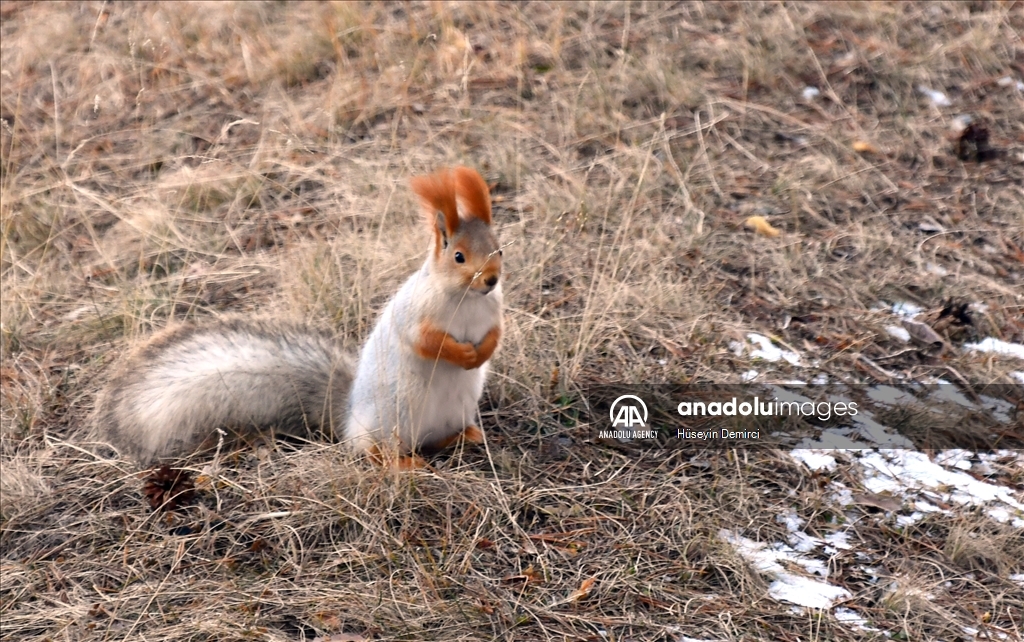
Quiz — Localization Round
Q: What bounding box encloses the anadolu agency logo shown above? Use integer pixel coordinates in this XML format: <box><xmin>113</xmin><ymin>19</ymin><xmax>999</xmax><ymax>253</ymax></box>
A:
<box><xmin>599</xmin><ymin>395</ymin><xmax>657</xmax><ymax>440</ymax></box>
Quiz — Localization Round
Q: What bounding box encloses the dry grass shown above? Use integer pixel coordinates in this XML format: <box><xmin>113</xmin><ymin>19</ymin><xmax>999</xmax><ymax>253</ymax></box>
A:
<box><xmin>2</xmin><ymin>1</ymin><xmax>1023</xmax><ymax>640</ymax></box>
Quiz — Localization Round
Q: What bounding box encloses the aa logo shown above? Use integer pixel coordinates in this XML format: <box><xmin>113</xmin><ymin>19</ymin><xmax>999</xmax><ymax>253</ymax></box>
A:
<box><xmin>609</xmin><ymin>395</ymin><xmax>648</xmax><ymax>428</ymax></box>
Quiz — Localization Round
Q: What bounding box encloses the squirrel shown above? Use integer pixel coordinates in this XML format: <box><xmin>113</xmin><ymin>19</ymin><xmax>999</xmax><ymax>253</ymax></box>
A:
<box><xmin>91</xmin><ymin>166</ymin><xmax>502</xmax><ymax>469</ymax></box>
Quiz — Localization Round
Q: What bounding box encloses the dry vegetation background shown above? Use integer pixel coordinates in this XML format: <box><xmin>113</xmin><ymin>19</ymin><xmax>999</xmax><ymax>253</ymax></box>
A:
<box><xmin>2</xmin><ymin>1</ymin><xmax>1023</xmax><ymax>640</ymax></box>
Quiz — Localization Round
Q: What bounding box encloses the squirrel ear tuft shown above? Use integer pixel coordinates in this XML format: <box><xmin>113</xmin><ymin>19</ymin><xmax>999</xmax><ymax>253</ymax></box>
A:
<box><xmin>452</xmin><ymin>166</ymin><xmax>492</xmax><ymax>225</ymax></box>
<box><xmin>411</xmin><ymin>170</ymin><xmax>460</xmax><ymax>244</ymax></box>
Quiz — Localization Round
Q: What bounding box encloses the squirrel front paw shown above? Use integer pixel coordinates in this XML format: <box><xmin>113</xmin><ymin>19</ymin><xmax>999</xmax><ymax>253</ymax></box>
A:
<box><xmin>468</xmin><ymin>325</ymin><xmax>501</xmax><ymax>369</ymax></box>
<box><xmin>450</xmin><ymin>340</ymin><xmax>479</xmax><ymax>370</ymax></box>
<box><xmin>416</xmin><ymin>322</ymin><xmax>479</xmax><ymax>369</ymax></box>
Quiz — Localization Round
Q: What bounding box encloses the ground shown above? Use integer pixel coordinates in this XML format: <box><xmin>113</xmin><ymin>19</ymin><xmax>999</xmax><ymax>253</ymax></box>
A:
<box><xmin>1</xmin><ymin>2</ymin><xmax>1023</xmax><ymax>641</ymax></box>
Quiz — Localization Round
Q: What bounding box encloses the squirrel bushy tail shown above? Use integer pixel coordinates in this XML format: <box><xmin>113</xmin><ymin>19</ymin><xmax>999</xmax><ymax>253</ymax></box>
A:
<box><xmin>92</xmin><ymin>319</ymin><xmax>353</xmax><ymax>464</ymax></box>
<box><xmin>92</xmin><ymin>165</ymin><xmax>501</xmax><ymax>466</ymax></box>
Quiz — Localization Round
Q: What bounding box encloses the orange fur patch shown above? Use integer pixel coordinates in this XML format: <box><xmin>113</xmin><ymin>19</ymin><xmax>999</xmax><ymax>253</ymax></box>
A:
<box><xmin>453</xmin><ymin>166</ymin><xmax>492</xmax><ymax>224</ymax></box>
<box><xmin>410</xmin><ymin>169</ymin><xmax>460</xmax><ymax>238</ymax></box>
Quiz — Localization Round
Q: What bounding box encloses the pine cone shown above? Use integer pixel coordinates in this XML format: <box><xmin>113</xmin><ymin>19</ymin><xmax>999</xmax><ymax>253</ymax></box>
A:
<box><xmin>142</xmin><ymin>465</ymin><xmax>196</xmax><ymax>511</ymax></box>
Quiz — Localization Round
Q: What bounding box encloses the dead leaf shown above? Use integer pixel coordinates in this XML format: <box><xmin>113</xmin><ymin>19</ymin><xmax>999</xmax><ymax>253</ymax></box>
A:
<box><xmin>502</xmin><ymin>565</ymin><xmax>543</xmax><ymax>585</ymax></box>
<box><xmin>743</xmin><ymin>215</ymin><xmax>781</xmax><ymax>238</ymax></box>
<box><xmin>569</xmin><ymin>577</ymin><xmax>597</xmax><ymax>602</ymax></box>
<box><xmin>901</xmin><ymin>319</ymin><xmax>945</xmax><ymax>353</ymax></box>
<box><xmin>312</xmin><ymin>635</ymin><xmax>368</xmax><ymax>642</ymax></box>
<box><xmin>850</xmin><ymin>492</ymin><xmax>903</xmax><ymax>512</ymax></box>
<box><xmin>315</xmin><ymin>611</ymin><xmax>342</xmax><ymax>631</ymax></box>
<box><xmin>852</xmin><ymin>140</ymin><xmax>880</xmax><ymax>154</ymax></box>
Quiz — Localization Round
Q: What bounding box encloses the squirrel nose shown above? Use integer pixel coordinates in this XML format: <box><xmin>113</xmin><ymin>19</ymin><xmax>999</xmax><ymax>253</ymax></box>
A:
<box><xmin>484</xmin><ymin>275</ymin><xmax>498</xmax><ymax>288</ymax></box>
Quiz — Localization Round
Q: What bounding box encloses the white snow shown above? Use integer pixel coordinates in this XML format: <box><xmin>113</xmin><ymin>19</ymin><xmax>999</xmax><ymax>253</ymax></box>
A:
<box><xmin>929</xmin><ymin>385</ymin><xmax>976</xmax><ymax>409</ymax></box>
<box><xmin>891</xmin><ymin>301</ymin><xmax>923</xmax><ymax>318</ymax></box>
<box><xmin>746</xmin><ymin>333</ymin><xmax>802</xmax><ymax>365</ymax></box>
<box><xmin>720</xmin><ymin>531</ymin><xmax>851</xmax><ymax>609</ymax></box>
<box><xmin>851</xmin><ymin>414</ymin><xmax>916</xmax><ymax>448</ymax></box>
<box><xmin>996</xmin><ymin>76</ymin><xmax>1024</xmax><ymax>91</ymax></box>
<box><xmin>964</xmin><ymin>338</ymin><xmax>1024</xmax><ymax>360</ymax></box>
<box><xmin>768</xmin><ymin>573</ymin><xmax>850</xmax><ymax>610</ymax></box>
<box><xmin>866</xmin><ymin>385</ymin><xmax>916</xmax><ymax>406</ymax></box>
<box><xmin>769</xmin><ymin>386</ymin><xmax>814</xmax><ymax>405</ymax></box>
<box><xmin>824</xmin><ymin>531</ymin><xmax>853</xmax><ymax>552</ymax></box>
<box><xmin>924</xmin><ymin>262</ymin><xmax>948</xmax><ymax>276</ymax></box>
<box><xmin>980</xmin><ymin>395</ymin><xmax>1014</xmax><ymax>424</ymax></box>
<box><xmin>885</xmin><ymin>325</ymin><xmax>911</xmax><ymax>342</ymax></box>
<box><xmin>723</xmin><ymin>319</ymin><xmax>1024</xmax><ymax>636</ymax></box>
<box><xmin>917</xmin><ymin>85</ymin><xmax>952</xmax><ymax>107</ymax></box>
<box><xmin>834</xmin><ymin>607</ymin><xmax>878</xmax><ymax>632</ymax></box>
<box><xmin>778</xmin><ymin>509</ymin><xmax>804</xmax><ymax>533</ymax></box>
<box><xmin>801</xmin><ymin>86</ymin><xmax>820</xmax><ymax>100</ymax></box>
<box><xmin>790</xmin><ymin>449</ymin><xmax>837</xmax><ymax>471</ymax></box>
<box><xmin>858</xmin><ymin>450</ymin><xmax>1024</xmax><ymax>525</ymax></box>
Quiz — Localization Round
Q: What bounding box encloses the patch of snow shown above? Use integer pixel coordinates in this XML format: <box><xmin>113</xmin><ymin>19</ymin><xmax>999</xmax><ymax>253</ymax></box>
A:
<box><xmin>996</xmin><ymin>75</ymin><xmax>1024</xmax><ymax>91</ymax></box>
<box><xmin>831</xmin><ymin>484</ymin><xmax>855</xmax><ymax>508</ymax></box>
<box><xmin>917</xmin><ymin>85</ymin><xmax>951</xmax><ymax>107</ymax></box>
<box><xmin>952</xmin><ymin>114</ymin><xmax>973</xmax><ymax>132</ymax></box>
<box><xmin>933</xmin><ymin>449</ymin><xmax>972</xmax><ymax>469</ymax></box>
<box><xmin>833</xmin><ymin>607</ymin><xmax>878</xmax><ymax>632</ymax></box>
<box><xmin>896</xmin><ymin>512</ymin><xmax>926</xmax><ymax>527</ymax></box>
<box><xmin>925</xmin><ymin>262</ymin><xmax>948</xmax><ymax>276</ymax></box>
<box><xmin>930</xmin><ymin>385</ymin><xmax>976</xmax><ymax>409</ymax></box>
<box><xmin>747</xmin><ymin>333</ymin><xmax>802</xmax><ymax>365</ymax></box>
<box><xmin>860</xmin><ymin>566</ymin><xmax>883</xmax><ymax>583</ymax></box>
<box><xmin>740</xmin><ymin>369</ymin><xmax>759</xmax><ymax>382</ymax></box>
<box><xmin>964</xmin><ymin>338</ymin><xmax>1024</xmax><ymax>360</ymax></box>
<box><xmin>891</xmin><ymin>301</ymin><xmax>923</xmax><ymax>319</ymax></box>
<box><xmin>857</xmin><ymin>450</ymin><xmax>1024</xmax><ymax>525</ymax></box>
<box><xmin>1010</xmin><ymin>574</ymin><xmax>1024</xmax><ymax>588</ymax></box>
<box><xmin>778</xmin><ymin>510</ymin><xmax>804</xmax><ymax>533</ymax></box>
<box><xmin>824</xmin><ymin>531</ymin><xmax>853</xmax><ymax>551</ymax></box>
<box><xmin>913</xmin><ymin>499</ymin><xmax>943</xmax><ymax>513</ymax></box>
<box><xmin>1012</xmin><ymin>371</ymin><xmax>1024</xmax><ymax>385</ymax></box>
<box><xmin>979</xmin><ymin>395</ymin><xmax>1014</xmax><ymax>424</ymax></box>
<box><xmin>790</xmin><ymin>531</ymin><xmax>821</xmax><ymax>554</ymax></box>
<box><xmin>851</xmin><ymin>414</ymin><xmax>916</xmax><ymax>448</ymax></box>
<box><xmin>769</xmin><ymin>386</ymin><xmax>814</xmax><ymax>405</ymax></box>
<box><xmin>812</xmin><ymin>373</ymin><xmax>828</xmax><ymax>385</ymax></box>
<box><xmin>885</xmin><ymin>325</ymin><xmax>911</xmax><ymax>342</ymax></box>
<box><xmin>867</xmin><ymin>385</ymin><xmax>916</xmax><ymax>406</ymax></box>
<box><xmin>801</xmin><ymin>86</ymin><xmax>820</xmax><ymax>100</ymax></box>
<box><xmin>795</xmin><ymin>430</ymin><xmax>876</xmax><ymax>450</ymax></box>
<box><xmin>769</xmin><ymin>573</ymin><xmax>850</xmax><ymax>610</ymax></box>
<box><xmin>791</xmin><ymin>449</ymin><xmax>837</xmax><ymax>471</ymax></box>
<box><xmin>721</xmin><ymin>531</ymin><xmax>852</xmax><ymax>609</ymax></box>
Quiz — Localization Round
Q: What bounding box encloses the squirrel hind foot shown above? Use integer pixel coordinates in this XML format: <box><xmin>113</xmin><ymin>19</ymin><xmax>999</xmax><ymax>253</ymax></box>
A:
<box><xmin>424</xmin><ymin>425</ymin><xmax>485</xmax><ymax>452</ymax></box>
<box><xmin>366</xmin><ymin>444</ymin><xmax>429</xmax><ymax>471</ymax></box>
<box><xmin>460</xmin><ymin>425</ymin><xmax>485</xmax><ymax>445</ymax></box>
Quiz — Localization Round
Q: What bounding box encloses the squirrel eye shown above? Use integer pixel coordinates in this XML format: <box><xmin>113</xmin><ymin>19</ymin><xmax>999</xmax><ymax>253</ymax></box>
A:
<box><xmin>498</xmin><ymin>250</ymin><xmax>503</xmax><ymax>256</ymax></box>
<box><xmin>454</xmin><ymin>251</ymin><xmax>465</xmax><ymax>263</ymax></box>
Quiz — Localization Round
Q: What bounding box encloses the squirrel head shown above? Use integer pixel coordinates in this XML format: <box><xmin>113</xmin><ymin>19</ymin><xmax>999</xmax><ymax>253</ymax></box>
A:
<box><xmin>411</xmin><ymin>166</ymin><xmax>502</xmax><ymax>296</ymax></box>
